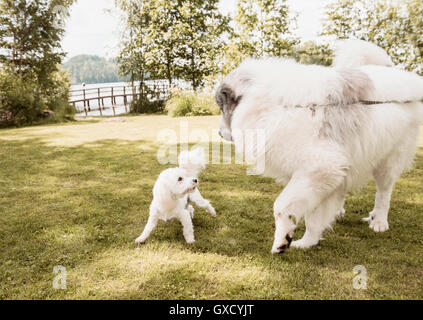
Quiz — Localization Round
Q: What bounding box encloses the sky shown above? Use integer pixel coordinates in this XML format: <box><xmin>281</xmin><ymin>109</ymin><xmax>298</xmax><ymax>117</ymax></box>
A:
<box><xmin>61</xmin><ymin>0</ymin><xmax>330</xmax><ymax>61</ymax></box>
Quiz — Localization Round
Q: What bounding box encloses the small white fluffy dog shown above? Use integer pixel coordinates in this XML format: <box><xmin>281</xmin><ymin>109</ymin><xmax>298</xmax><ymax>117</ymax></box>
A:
<box><xmin>216</xmin><ymin>40</ymin><xmax>423</xmax><ymax>253</ymax></box>
<box><xmin>135</xmin><ymin>148</ymin><xmax>216</xmax><ymax>244</ymax></box>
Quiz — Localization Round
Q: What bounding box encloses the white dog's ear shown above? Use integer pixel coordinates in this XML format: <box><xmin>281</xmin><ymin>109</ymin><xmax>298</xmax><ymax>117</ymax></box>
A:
<box><xmin>178</xmin><ymin>147</ymin><xmax>207</xmax><ymax>175</ymax></box>
<box><xmin>190</xmin><ymin>147</ymin><xmax>206</xmax><ymax>165</ymax></box>
<box><xmin>152</xmin><ymin>176</ymin><xmax>167</xmax><ymax>200</ymax></box>
<box><xmin>153</xmin><ymin>169</ymin><xmax>175</xmax><ymax>200</ymax></box>
<box><xmin>216</xmin><ymin>83</ymin><xmax>243</xmax><ymax>114</ymax></box>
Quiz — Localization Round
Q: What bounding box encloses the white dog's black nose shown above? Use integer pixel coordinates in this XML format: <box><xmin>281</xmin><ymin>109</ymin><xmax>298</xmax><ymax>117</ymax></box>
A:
<box><xmin>193</xmin><ymin>179</ymin><xmax>198</xmax><ymax>184</ymax></box>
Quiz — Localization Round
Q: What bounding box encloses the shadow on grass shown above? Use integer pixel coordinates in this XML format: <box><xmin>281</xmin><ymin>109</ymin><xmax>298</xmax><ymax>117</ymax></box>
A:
<box><xmin>0</xmin><ymin>138</ymin><xmax>422</xmax><ymax>299</ymax></box>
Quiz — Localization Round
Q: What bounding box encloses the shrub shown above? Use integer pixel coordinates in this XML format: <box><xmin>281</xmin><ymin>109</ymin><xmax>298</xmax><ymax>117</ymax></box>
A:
<box><xmin>0</xmin><ymin>69</ymin><xmax>74</xmax><ymax>127</ymax></box>
<box><xmin>129</xmin><ymin>84</ymin><xmax>165</xmax><ymax>114</ymax></box>
<box><xmin>0</xmin><ymin>71</ymin><xmax>43</xmax><ymax>126</ymax></box>
<box><xmin>130</xmin><ymin>97</ymin><xmax>165</xmax><ymax>114</ymax></box>
<box><xmin>43</xmin><ymin>69</ymin><xmax>75</xmax><ymax>123</ymax></box>
<box><xmin>165</xmin><ymin>91</ymin><xmax>220</xmax><ymax>117</ymax></box>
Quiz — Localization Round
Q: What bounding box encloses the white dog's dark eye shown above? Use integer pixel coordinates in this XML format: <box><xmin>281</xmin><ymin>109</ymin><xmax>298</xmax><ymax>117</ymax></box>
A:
<box><xmin>178</xmin><ymin>177</ymin><xmax>183</xmax><ymax>182</ymax></box>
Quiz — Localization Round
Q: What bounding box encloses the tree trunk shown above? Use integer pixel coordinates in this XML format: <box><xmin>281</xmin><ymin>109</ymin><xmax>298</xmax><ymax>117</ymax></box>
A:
<box><xmin>166</xmin><ymin>50</ymin><xmax>172</xmax><ymax>87</ymax></box>
<box><xmin>191</xmin><ymin>46</ymin><xmax>196</xmax><ymax>91</ymax></box>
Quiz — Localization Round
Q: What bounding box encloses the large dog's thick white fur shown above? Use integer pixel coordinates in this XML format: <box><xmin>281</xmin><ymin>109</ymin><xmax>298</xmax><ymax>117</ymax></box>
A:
<box><xmin>216</xmin><ymin>40</ymin><xmax>423</xmax><ymax>253</ymax></box>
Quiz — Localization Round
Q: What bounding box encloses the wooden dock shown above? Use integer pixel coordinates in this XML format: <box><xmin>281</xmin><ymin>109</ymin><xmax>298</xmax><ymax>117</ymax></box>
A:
<box><xmin>69</xmin><ymin>82</ymin><xmax>170</xmax><ymax>116</ymax></box>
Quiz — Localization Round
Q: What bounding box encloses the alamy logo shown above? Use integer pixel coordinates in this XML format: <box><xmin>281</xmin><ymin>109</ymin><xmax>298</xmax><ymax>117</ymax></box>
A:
<box><xmin>156</xmin><ymin>120</ymin><xmax>266</xmax><ymax>175</ymax></box>
<box><xmin>53</xmin><ymin>265</ymin><xmax>67</xmax><ymax>290</ymax></box>
<box><xmin>352</xmin><ymin>265</ymin><xmax>367</xmax><ymax>290</ymax></box>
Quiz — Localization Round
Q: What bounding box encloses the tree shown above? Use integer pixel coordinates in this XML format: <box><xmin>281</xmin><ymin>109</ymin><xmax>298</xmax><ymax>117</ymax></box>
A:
<box><xmin>115</xmin><ymin>0</ymin><xmax>155</xmax><ymax>112</ymax></box>
<box><xmin>404</xmin><ymin>0</ymin><xmax>423</xmax><ymax>74</ymax></box>
<box><xmin>141</xmin><ymin>0</ymin><xmax>182</xmax><ymax>87</ymax></box>
<box><xmin>293</xmin><ymin>41</ymin><xmax>333</xmax><ymax>66</ymax></box>
<box><xmin>0</xmin><ymin>0</ymin><xmax>75</xmax><ymax>87</ymax></box>
<box><xmin>175</xmin><ymin>0</ymin><xmax>230</xmax><ymax>90</ymax></box>
<box><xmin>0</xmin><ymin>0</ymin><xmax>75</xmax><ymax>125</ymax></box>
<box><xmin>321</xmin><ymin>0</ymin><xmax>422</xmax><ymax>74</ymax></box>
<box><xmin>116</xmin><ymin>0</ymin><xmax>229</xmax><ymax>92</ymax></box>
<box><xmin>115</xmin><ymin>0</ymin><xmax>150</xmax><ymax>84</ymax></box>
<box><xmin>234</xmin><ymin>0</ymin><xmax>298</xmax><ymax>58</ymax></box>
<box><xmin>62</xmin><ymin>55</ymin><xmax>129</xmax><ymax>84</ymax></box>
<box><xmin>218</xmin><ymin>0</ymin><xmax>298</xmax><ymax>77</ymax></box>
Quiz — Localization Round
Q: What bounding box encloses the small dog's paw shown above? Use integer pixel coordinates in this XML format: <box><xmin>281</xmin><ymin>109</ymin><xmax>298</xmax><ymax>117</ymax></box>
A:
<box><xmin>336</xmin><ymin>207</ymin><xmax>346</xmax><ymax>219</ymax></box>
<box><xmin>369</xmin><ymin>219</ymin><xmax>389</xmax><ymax>233</ymax></box>
<box><xmin>135</xmin><ymin>236</ymin><xmax>147</xmax><ymax>244</ymax></box>
<box><xmin>362</xmin><ymin>210</ymin><xmax>375</xmax><ymax>223</ymax></box>
<box><xmin>207</xmin><ymin>205</ymin><xmax>216</xmax><ymax>217</ymax></box>
<box><xmin>185</xmin><ymin>237</ymin><xmax>195</xmax><ymax>244</ymax></box>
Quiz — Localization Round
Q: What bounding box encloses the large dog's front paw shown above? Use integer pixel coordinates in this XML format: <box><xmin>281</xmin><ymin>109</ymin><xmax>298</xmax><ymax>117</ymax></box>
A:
<box><xmin>291</xmin><ymin>238</ymin><xmax>319</xmax><ymax>249</ymax></box>
<box><xmin>271</xmin><ymin>234</ymin><xmax>293</xmax><ymax>254</ymax></box>
<box><xmin>369</xmin><ymin>219</ymin><xmax>389</xmax><ymax>232</ymax></box>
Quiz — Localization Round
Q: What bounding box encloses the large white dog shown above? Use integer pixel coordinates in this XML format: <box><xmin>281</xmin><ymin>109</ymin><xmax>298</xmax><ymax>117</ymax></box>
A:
<box><xmin>216</xmin><ymin>40</ymin><xmax>423</xmax><ymax>253</ymax></box>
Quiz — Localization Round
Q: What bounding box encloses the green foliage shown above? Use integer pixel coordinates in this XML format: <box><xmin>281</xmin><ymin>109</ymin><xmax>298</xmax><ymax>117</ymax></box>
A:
<box><xmin>0</xmin><ymin>0</ymin><xmax>75</xmax><ymax>86</ymax></box>
<box><xmin>0</xmin><ymin>0</ymin><xmax>75</xmax><ymax>126</ymax></box>
<box><xmin>0</xmin><ymin>69</ymin><xmax>74</xmax><ymax>127</ymax></box>
<box><xmin>234</xmin><ymin>0</ymin><xmax>298</xmax><ymax>58</ymax></box>
<box><xmin>130</xmin><ymin>95</ymin><xmax>165</xmax><ymax>114</ymax></box>
<box><xmin>115</xmin><ymin>0</ymin><xmax>158</xmax><ymax>109</ymax></box>
<box><xmin>165</xmin><ymin>91</ymin><xmax>220</xmax><ymax>117</ymax></box>
<box><xmin>322</xmin><ymin>0</ymin><xmax>423</xmax><ymax>74</ymax></box>
<box><xmin>293</xmin><ymin>41</ymin><xmax>334</xmax><ymax>66</ymax></box>
<box><xmin>62</xmin><ymin>55</ymin><xmax>129</xmax><ymax>85</ymax></box>
<box><xmin>174</xmin><ymin>0</ymin><xmax>230</xmax><ymax>91</ymax></box>
<box><xmin>116</xmin><ymin>0</ymin><xmax>230</xmax><ymax>91</ymax></box>
<box><xmin>219</xmin><ymin>0</ymin><xmax>298</xmax><ymax>76</ymax></box>
<box><xmin>44</xmin><ymin>69</ymin><xmax>75</xmax><ymax>122</ymax></box>
<box><xmin>0</xmin><ymin>71</ymin><xmax>42</xmax><ymax>126</ymax></box>
<box><xmin>219</xmin><ymin>41</ymin><xmax>246</xmax><ymax>77</ymax></box>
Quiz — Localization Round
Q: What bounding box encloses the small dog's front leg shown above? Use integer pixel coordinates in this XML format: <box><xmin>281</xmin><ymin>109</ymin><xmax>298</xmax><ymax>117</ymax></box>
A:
<box><xmin>180</xmin><ymin>210</ymin><xmax>195</xmax><ymax>244</ymax></box>
<box><xmin>187</xmin><ymin>204</ymin><xmax>195</xmax><ymax>219</ymax></box>
<box><xmin>205</xmin><ymin>202</ymin><xmax>216</xmax><ymax>217</ymax></box>
<box><xmin>189</xmin><ymin>189</ymin><xmax>216</xmax><ymax>217</ymax></box>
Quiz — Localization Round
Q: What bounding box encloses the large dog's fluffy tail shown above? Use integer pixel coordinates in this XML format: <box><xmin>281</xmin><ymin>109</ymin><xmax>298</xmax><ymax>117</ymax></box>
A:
<box><xmin>178</xmin><ymin>147</ymin><xmax>207</xmax><ymax>177</ymax></box>
<box><xmin>333</xmin><ymin>40</ymin><xmax>423</xmax><ymax>108</ymax></box>
<box><xmin>333</xmin><ymin>39</ymin><xmax>394</xmax><ymax>68</ymax></box>
<box><xmin>359</xmin><ymin>65</ymin><xmax>423</xmax><ymax>103</ymax></box>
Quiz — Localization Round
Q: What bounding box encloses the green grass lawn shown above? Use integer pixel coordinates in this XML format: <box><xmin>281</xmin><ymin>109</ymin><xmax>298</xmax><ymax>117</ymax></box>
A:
<box><xmin>0</xmin><ymin>115</ymin><xmax>422</xmax><ymax>300</ymax></box>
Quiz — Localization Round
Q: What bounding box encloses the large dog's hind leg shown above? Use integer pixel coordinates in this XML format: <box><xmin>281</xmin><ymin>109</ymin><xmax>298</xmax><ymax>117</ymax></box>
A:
<box><xmin>272</xmin><ymin>167</ymin><xmax>347</xmax><ymax>253</ymax></box>
<box><xmin>364</xmin><ymin>132</ymin><xmax>418</xmax><ymax>232</ymax></box>
<box><xmin>363</xmin><ymin>166</ymin><xmax>395</xmax><ymax>232</ymax></box>
<box><xmin>292</xmin><ymin>188</ymin><xmax>346</xmax><ymax>249</ymax></box>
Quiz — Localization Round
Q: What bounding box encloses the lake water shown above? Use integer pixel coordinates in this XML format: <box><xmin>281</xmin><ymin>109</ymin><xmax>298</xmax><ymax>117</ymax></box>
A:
<box><xmin>71</xmin><ymin>80</ymin><xmax>189</xmax><ymax>117</ymax></box>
